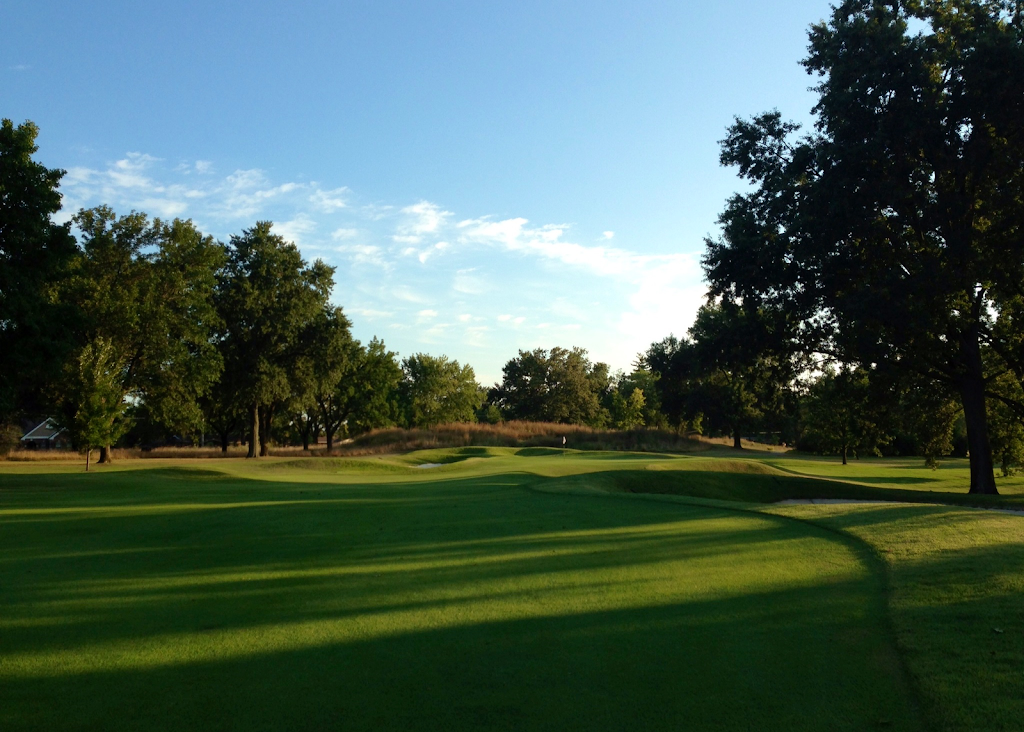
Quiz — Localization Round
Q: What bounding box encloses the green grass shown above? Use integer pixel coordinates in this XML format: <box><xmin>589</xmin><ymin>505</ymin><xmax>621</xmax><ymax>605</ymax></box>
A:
<box><xmin>2</xmin><ymin>448</ymin><xmax>1023</xmax><ymax>730</ymax></box>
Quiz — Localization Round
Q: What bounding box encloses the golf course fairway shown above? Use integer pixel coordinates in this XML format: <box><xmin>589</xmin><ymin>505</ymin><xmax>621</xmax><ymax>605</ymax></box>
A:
<box><xmin>4</xmin><ymin>448</ymin><xmax>1022</xmax><ymax>731</ymax></box>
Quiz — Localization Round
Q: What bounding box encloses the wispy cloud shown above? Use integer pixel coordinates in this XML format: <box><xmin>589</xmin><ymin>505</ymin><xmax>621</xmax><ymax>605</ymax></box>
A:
<box><xmin>55</xmin><ymin>149</ymin><xmax>707</xmax><ymax>383</ymax></box>
<box><xmin>311</xmin><ymin>187</ymin><xmax>349</xmax><ymax>213</ymax></box>
<box><xmin>273</xmin><ymin>215</ymin><xmax>317</xmax><ymax>246</ymax></box>
<box><xmin>393</xmin><ymin>201</ymin><xmax>451</xmax><ymax>245</ymax></box>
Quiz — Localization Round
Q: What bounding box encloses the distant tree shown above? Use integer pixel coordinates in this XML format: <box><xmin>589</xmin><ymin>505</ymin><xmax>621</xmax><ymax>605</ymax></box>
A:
<box><xmin>988</xmin><ymin>375</ymin><xmax>1024</xmax><ymax>477</ymax></box>
<box><xmin>215</xmin><ymin>222</ymin><xmax>333</xmax><ymax>458</ymax></box>
<box><xmin>55</xmin><ymin>338</ymin><xmax>129</xmax><ymax>471</ymax></box>
<box><xmin>303</xmin><ymin>307</ymin><xmax>357</xmax><ymax>451</ymax></box>
<box><xmin>344</xmin><ymin>338</ymin><xmax>403</xmax><ymax>436</ymax></box>
<box><xmin>476</xmin><ymin>401</ymin><xmax>503</xmax><ymax>425</ymax></box>
<box><xmin>896</xmin><ymin>383</ymin><xmax>961</xmax><ymax>469</ymax></box>
<box><xmin>490</xmin><ymin>347</ymin><xmax>610</xmax><ymax>426</ymax></box>
<box><xmin>688</xmin><ymin>303</ymin><xmax>795</xmax><ymax>449</ymax></box>
<box><xmin>610</xmin><ymin>388</ymin><xmax>646</xmax><ymax>430</ymax></box>
<box><xmin>640</xmin><ymin>336</ymin><xmax>690</xmax><ymax>428</ymax></box>
<box><xmin>61</xmin><ymin>207</ymin><xmax>224</xmax><ymax>461</ymax></box>
<box><xmin>398</xmin><ymin>354</ymin><xmax>483</xmax><ymax>428</ymax></box>
<box><xmin>800</xmin><ymin>366</ymin><xmax>885</xmax><ymax>465</ymax></box>
<box><xmin>613</xmin><ymin>368</ymin><xmax>666</xmax><ymax>428</ymax></box>
<box><xmin>703</xmin><ymin>2</ymin><xmax>1024</xmax><ymax>493</ymax></box>
<box><xmin>0</xmin><ymin>119</ymin><xmax>78</xmax><ymax>422</ymax></box>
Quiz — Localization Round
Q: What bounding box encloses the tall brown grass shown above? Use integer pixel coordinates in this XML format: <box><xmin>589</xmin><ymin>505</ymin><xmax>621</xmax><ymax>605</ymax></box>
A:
<box><xmin>2</xmin><ymin>423</ymin><xmax>712</xmax><ymax>462</ymax></box>
<box><xmin>331</xmin><ymin>421</ymin><xmax>708</xmax><ymax>456</ymax></box>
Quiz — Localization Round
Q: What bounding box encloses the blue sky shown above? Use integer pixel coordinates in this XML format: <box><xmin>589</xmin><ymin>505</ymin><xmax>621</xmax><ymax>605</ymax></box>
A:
<box><xmin>3</xmin><ymin>1</ymin><xmax>832</xmax><ymax>384</ymax></box>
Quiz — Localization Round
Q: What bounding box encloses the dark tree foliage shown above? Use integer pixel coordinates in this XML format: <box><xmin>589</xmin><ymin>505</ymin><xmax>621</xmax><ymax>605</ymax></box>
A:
<box><xmin>641</xmin><ymin>336</ymin><xmax>691</xmax><ymax>428</ymax></box>
<box><xmin>343</xmin><ymin>338</ymin><xmax>403</xmax><ymax>436</ymax></box>
<box><xmin>215</xmin><ymin>222</ymin><xmax>334</xmax><ymax>458</ymax></box>
<box><xmin>0</xmin><ymin>119</ymin><xmax>78</xmax><ymax>421</ymax></box>
<box><xmin>643</xmin><ymin>304</ymin><xmax>796</xmax><ymax>446</ymax></box>
<box><xmin>58</xmin><ymin>207</ymin><xmax>224</xmax><ymax>461</ymax></box>
<box><xmin>800</xmin><ymin>366</ymin><xmax>887</xmax><ymax>465</ymax></box>
<box><xmin>703</xmin><ymin>1</ymin><xmax>1024</xmax><ymax>493</ymax></box>
<box><xmin>490</xmin><ymin>347</ymin><xmax>611</xmax><ymax>427</ymax></box>
<box><xmin>303</xmin><ymin>306</ymin><xmax>357</xmax><ymax>451</ymax></box>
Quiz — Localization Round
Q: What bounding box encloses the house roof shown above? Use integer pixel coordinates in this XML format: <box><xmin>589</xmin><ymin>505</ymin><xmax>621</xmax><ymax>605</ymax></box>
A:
<box><xmin>21</xmin><ymin>419</ymin><xmax>65</xmax><ymax>441</ymax></box>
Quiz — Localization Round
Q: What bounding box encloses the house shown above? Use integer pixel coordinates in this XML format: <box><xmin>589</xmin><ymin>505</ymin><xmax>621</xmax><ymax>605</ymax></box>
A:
<box><xmin>20</xmin><ymin>419</ymin><xmax>71</xmax><ymax>450</ymax></box>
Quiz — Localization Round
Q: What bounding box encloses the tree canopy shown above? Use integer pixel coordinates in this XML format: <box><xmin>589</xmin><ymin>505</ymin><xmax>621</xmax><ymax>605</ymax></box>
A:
<box><xmin>216</xmin><ymin>222</ymin><xmax>334</xmax><ymax>457</ymax></box>
<box><xmin>398</xmin><ymin>354</ymin><xmax>483</xmax><ymax>428</ymax></box>
<box><xmin>702</xmin><ymin>0</ymin><xmax>1024</xmax><ymax>493</ymax></box>
<box><xmin>0</xmin><ymin>119</ymin><xmax>77</xmax><ymax>421</ymax></box>
<box><xmin>490</xmin><ymin>347</ymin><xmax>611</xmax><ymax>426</ymax></box>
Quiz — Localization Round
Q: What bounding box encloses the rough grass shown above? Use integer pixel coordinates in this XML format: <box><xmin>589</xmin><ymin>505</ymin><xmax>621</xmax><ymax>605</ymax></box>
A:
<box><xmin>336</xmin><ymin>421</ymin><xmax>708</xmax><ymax>455</ymax></box>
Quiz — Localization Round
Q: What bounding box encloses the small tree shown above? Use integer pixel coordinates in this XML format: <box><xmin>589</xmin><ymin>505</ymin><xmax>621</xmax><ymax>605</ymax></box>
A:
<box><xmin>55</xmin><ymin>338</ymin><xmax>128</xmax><ymax>470</ymax></box>
<box><xmin>611</xmin><ymin>388</ymin><xmax>646</xmax><ymax>430</ymax></box>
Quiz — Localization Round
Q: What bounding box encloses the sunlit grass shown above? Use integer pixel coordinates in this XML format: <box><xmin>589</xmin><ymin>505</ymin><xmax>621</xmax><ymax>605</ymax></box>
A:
<box><xmin>0</xmin><ymin>456</ymin><xmax>923</xmax><ymax>731</ymax></box>
<box><xmin>764</xmin><ymin>503</ymin><xmax>1024</xmax><ymax>732</ymax></box>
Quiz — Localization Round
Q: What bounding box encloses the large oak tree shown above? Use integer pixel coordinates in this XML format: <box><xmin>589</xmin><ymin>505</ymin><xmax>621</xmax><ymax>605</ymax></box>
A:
<box><xmin>703</xmin><ymin>0</ymin><xmax>1024</xmax><ymax>493</ymax></box>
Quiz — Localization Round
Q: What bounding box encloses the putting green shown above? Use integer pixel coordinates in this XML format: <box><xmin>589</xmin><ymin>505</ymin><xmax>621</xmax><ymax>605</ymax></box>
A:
<box><xmin>0</xmin><ymin>453</ymin><xmax>925</xmax><ymax>731</ymax></box>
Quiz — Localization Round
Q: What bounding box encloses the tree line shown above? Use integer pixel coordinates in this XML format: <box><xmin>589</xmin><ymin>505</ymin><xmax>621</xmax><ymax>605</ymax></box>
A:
<box><xmin>3</xmin><ymin>0</ymin><xmax>1023</xmax><ymax>488</ymax></box>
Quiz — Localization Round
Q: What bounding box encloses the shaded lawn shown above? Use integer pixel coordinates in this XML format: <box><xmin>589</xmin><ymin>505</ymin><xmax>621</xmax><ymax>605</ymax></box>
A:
<box><xmin>0</xmin><ymin>466</ymin><xmax>919</xmax><ymax>732</ymax></box>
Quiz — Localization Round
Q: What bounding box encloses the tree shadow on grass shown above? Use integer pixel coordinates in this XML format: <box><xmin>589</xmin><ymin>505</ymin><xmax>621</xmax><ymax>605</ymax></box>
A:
<box><xmin>0</xmin><ymin>470</ymin><xmax>923</xmax><ymax>732</ymax></box>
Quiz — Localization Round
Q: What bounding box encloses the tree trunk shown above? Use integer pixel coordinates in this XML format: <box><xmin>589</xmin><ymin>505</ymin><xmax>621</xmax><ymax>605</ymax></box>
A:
<box><xmin>98</xmin><ymin>445</ymin><xmax>112</xmax><ymax>464</ymax></box>
<box><xmin>842</xmin><ymin>444</ymin><xmax>848</xmax><ymax>466</ymax></box>
<box><xmin>733</xmin><ymin>426</ymin><xmax>742</xmax><ymax>450</ymax></box>
<box><xmin>259</xmin><ymin>407</ymin><xmax>273</xmax><ymax>457</ymax></box>
<box><xmin>220</xmin><ymin>431</ymin><xmax>229</xmax><ymax>453</ymax></box>
<box><xmin>248</xmin><ymin>403</ymin><xmax>259</xmax><ymax>459</ymax></box>
<box><xmin>959</xmin><ymin>328</ymin><xmax>998</xmax><ymax>494</ymax></box>
<box><xmin>960</xmin><ymin>373</ymin><xmax>998</xmax><ymax>494</ymax></box>
<box><xmin>326</xmin><ymin>426</ymin><xmax>335</xmax><ymax>453</ymax></box>
<box><xmin>86</xmin><ymin>448</ymin><xmax>91</xmax><ymax>472</ymax></box>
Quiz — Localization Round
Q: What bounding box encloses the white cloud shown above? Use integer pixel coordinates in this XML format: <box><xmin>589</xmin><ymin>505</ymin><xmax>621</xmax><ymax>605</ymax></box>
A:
<box><xmin>350</xmin><ymin>307</ymin><xmax>393</xmax><ymax>319</ymax></box>
<box><xmin>418</xmin><ymin>309</ymin><xmax>438</xmax><ymax>319</ymax></box>
<box><xmin>332</xmin><ymin>227</ymin><xmax>359</xmax><ymax>240</ymax></box>
<box><xmin>337</xmin><ymin>243</ymin><xmax>388</xmax><ymax>267</ymax></box>
<box><xmin>109</xmin><ymin>153</ymin><xmax>160</xmax><ymax>189</ymax></box>
<box><xmin>394</xmin><ymin>201</ymin><xmax>451</xmax><ymax>245</ymax></box>
<box><xmin>602</xmin><ymin>231</ymin><xmax>615</xmax><ymax>239</ymax></box>
<box><xmin>311</xmin><ymin>187</ymin><xmax>349</xmax><ymax>213</ymax></box>
<box><xmin>273</xmin><ymin>215</ymin><xmax>316</xmax><ymax>246</ymax></box>
<box><xmin>417</xmin><ymin>241</ymin><xmax>450</xmax><ymax>264</ymax></box>
<box><xmin>225</xmin><ymin>168</ymin><xmax>268</xmax><ymax>190</ymax></box>
<box><xmin>138</xmin><ymin>197</ymin><xmax>188</xmax><ymax>218</ymax></box>
<box><xmin>195</xmin><ymin>160</ymin><xmax>213</xmax><ymax>174</ymax></box>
